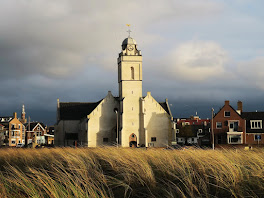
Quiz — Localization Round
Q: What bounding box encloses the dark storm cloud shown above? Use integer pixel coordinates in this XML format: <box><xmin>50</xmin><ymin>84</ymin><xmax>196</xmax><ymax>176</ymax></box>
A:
<box><xmin>1</xmin><ymin>0</ymin><xmax>264</xmax><ymax>125</ymax></box>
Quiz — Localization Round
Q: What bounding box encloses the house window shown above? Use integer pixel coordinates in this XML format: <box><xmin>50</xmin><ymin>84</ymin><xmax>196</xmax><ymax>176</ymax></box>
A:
<box><xmin>250</xmin><ymin>120</ymin><xmax>262</xmax><ymax>129</ymax></box>
<box><xmin>151</xmin><ymin>137</ymin><xmax>156</xmax><ymax>142</ymax></box>
<box><xmin>216</xmin><ymin>122</ymin><xmax>222</xmax><ymax>129</ymax></box>
<box><xmin>229</xmin><ymin>121</ymin><xmax>239</xmax><ymax>132</ymax></box>
<box><xmin>131</xmin><ymin>67</ymin><xmax>134</xmax><ymax>80</ymax></box>
<box><xmin>224</xmin><ymin>111</ymin><xmax>230</xmax><ymax>117</ymax></box>
<box><xmin>228</xmin><ymin>134</ymin><xmax>242</xmax><ymax>144</ymax></box>
<box><xmin>103</xmin><ymin>138</ymin><xmax>109</xmax><ymax>142</ymax></box>
<box><xmin>198</xmin><ymin>129</ymin><xmax>203</xmax><ymax>133</ymax></box>
<box><xmin>176</xmin><ymin>129</ymin><xmax>179</xmax><ymax>133</ymax></box>
<box><xmin>11</xmin><ymin>140</ymin><xmax>15</xmax><ymax>144</ymax></box>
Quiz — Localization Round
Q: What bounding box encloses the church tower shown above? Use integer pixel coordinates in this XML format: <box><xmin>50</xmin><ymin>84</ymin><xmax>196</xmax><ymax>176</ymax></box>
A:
<box><xmin>118</xmin><ymin>36</ymin><xmax>143</xmax><ymax>147</ymax></box>
<box><xmin>21</xmin><ymin>104</ymin><xmax>27</xmax><ymax>124</ymax></box>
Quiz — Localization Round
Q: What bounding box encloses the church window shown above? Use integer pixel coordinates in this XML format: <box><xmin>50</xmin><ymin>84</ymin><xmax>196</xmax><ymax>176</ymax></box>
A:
<box><xmin>132</xmin><ymin>107</ymin><xmax>133</xmax><ymax>111</ymax></box>
<box><xmin>151</xmin><ymin>137</ymin><xmax>156</xmax><ymax>142</ymax></box>
<box><xmin>132</xmin><ymin>91</ymin><xmax>133</xmax><ymax>94</ymax></box>
<box><xmin>131</xmin><ymin>67</ymin><xmax>134</xmax><ymax>79</ymax></box>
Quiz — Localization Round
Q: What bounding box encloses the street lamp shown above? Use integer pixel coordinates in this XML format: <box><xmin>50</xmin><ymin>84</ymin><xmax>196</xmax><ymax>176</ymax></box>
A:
<box><xmin>212</xmin><ymin>108</ymin><xmax>214</xmax><ymax>150</ymax></box>
<box><xmin>114</xmin><ymin>108</ymin><xmax>118</xmax><ymax>148</ymax></box>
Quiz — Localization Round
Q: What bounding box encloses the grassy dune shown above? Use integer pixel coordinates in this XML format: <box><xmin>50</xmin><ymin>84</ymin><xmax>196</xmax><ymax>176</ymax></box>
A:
<box><xmin>0</xmin><ymin>147</ymin><xmax>263</xmax><ymax>198</ymax></box>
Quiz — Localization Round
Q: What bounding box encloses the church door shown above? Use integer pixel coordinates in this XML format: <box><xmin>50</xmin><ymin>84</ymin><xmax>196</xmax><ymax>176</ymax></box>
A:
<box><xmin>129</xmin><ymin>133</ymin><xmax>137</xmax><ymax>148</ymax></box>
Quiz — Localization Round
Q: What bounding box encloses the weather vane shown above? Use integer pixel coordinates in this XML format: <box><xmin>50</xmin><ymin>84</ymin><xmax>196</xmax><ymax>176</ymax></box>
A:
<box><xmin>126</xmin><ymin>24</ymin><xmax>131</xmax><ymax>37</ymax></box>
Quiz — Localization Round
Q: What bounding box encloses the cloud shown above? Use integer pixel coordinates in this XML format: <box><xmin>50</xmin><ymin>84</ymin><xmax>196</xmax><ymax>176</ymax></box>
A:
<box><xmin>237</xmin><ymin>57</ymin><xmax>264</xmax><ymax>90</ymax></box>
<box><xmin>162</xmin><ymin>41</ymin><xmax>228</xmax><ymax>82</ymax></box>
<box><xmin>0</xmin><ymin>0</ymin><xmax>223</xmax><ymax>80</ymax></box>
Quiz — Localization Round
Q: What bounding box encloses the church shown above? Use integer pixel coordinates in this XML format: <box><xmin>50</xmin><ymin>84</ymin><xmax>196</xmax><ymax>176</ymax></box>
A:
<box><xmin>55</xmin><ymin>35</ymin><xmax>175</xmax><ymax>147</ymax></box>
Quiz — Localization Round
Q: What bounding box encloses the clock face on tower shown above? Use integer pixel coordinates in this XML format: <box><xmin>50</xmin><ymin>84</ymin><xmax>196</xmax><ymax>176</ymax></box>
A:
<box><xmin>127</xmin><ymin>45</ymin><xmax>134</xmax><ymax>51</ymax></box>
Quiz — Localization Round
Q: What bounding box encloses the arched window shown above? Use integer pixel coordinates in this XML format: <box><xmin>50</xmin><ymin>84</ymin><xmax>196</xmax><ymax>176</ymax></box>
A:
<box><xmin>131</xmin><ymin>67</ymin><xmax>134</xmax><ymax>80</ymax></box>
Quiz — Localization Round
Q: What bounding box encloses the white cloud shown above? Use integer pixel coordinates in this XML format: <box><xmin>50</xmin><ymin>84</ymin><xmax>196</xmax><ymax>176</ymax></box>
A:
<box><xmin>163</xmin><ymin>41</ymin><xmax>228</xmax><ymax>82</ymax></box>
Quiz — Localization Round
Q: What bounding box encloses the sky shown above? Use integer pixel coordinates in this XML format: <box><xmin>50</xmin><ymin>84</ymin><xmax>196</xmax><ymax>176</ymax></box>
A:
<box><xmin>1</xmin><ymin>0</ymin><xmax>264</xmax><ymax>125</ymax></box>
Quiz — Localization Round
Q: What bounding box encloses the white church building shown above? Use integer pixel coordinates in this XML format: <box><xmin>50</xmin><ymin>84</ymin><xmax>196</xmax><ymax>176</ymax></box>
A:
<box><xmin>55</xmin><ymin>36</ymin><xmax>175</xmax><ymax>147</ymax></box>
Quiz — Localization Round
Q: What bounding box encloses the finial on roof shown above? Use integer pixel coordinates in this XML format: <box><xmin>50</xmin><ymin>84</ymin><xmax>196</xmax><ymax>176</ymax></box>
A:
<box><xmin>126</xmin><ymin>24</ymin><xmax>131</xmax><ymax>37</ymax></box>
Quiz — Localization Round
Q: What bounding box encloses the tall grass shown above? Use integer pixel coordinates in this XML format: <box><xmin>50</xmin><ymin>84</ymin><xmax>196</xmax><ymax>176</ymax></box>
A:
<box><xmin>0</xmin><ymin>147</ymin><xmax>263</xmax><ymax>198</ymax></box>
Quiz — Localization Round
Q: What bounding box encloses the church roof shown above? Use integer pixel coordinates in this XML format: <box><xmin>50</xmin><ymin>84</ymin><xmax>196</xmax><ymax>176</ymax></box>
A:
<box><xmin>59</xmin><ymin>101</ymin><xmax>102</xmax><ymax>120</ymax></box>
<box><xmin>122</xmin><ymin>37</ymin><xmax>137</xmax><ymax>46</ymax></box>
<box><xmin>159</xmin><ymin>102</ymin><xmax>170</xmax><ymax>115</ymax></box>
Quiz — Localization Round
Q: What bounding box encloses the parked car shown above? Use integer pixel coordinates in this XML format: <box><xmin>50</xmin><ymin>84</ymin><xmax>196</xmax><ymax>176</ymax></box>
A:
<box><xmin>16</xmin><ymin>143</ymin><xmax>25</xmax><ymax>148</ymax></box>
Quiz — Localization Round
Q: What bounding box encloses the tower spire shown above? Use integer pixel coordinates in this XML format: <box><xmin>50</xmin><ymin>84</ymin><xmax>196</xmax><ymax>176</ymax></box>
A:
<box><xmin>126</xmin><ymin>24</ymin><xmax>131</xmax><ymax>37</ymax></box>
<box><xmin>22</xmin><ymin>104</ymin><xmax>25</xmax><ymax>114</ymax></box>
<box><xmin>21</xmin><ymin>104</ymin><xmax>27</xmax><ymax>124</ymax></box>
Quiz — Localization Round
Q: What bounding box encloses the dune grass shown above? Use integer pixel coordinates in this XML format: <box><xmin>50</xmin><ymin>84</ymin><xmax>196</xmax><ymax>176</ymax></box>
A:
<box><xmin>0</xmin><ymin>147</ymin><xmax>263</xmax><ymax>198</ymax></box>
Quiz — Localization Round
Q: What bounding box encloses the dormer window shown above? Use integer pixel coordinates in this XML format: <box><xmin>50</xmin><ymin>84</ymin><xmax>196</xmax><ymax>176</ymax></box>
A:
<box><xmin>250</xmin><ymin>120</ymin><xmax>262</xmax><ymax>129</ymax></box>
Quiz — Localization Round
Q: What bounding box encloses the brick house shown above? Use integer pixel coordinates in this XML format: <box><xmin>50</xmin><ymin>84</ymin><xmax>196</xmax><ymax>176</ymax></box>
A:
<box><xmin>212</xmin><ymin>101</ymin><xmax>245</xmax><ymax>145</ymax></box>
<box><xmin>241</xmin><ymin>112</ymin><xmax>264</xmax><ymax>145</ymax></box>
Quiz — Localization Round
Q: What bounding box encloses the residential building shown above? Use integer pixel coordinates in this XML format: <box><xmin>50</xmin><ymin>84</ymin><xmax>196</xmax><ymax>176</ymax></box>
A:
<box><xmin>0</xmin><ymin>124</ymin><xmax>6</xmax><ymax>146</ymax></box>
<box><xmin>44</xmin><ymin>126</ymin><xmax>54</xmax><ymax>145</ymax></box>
<box><xmin>9</xmin><ymin>112</ymin><xmax>26</xmax><ymax>146</ymax></box>
<box><xmin>175</xmin><ymin>114</ymin><xmax>211</xmax><ymax>146</ymax></box>
<box><xmin>241</xmin><ymin>111</ymin><xmax>264</xmax><ymax>145</ymax></box>
<box><xmin>24</xmin><ymin>122</ymin><xmax>46</xmax><ymax>145</ymax></box>
<box><xmin>0</xmin><ymin>116</ymin><xmax>15</xmax><ymax>146</ymax></box>
<box><xmin>212</xmin><ymin>101</ymin><xmax>245</xmax><ymax>145</ymax></box>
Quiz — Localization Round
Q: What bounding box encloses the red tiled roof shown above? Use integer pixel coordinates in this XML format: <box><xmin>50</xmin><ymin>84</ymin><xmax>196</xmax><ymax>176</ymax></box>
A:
<box><xmin>177</xmin><ymin>119</ymin><xmax>210</xmax><ymax>125</ymax></box>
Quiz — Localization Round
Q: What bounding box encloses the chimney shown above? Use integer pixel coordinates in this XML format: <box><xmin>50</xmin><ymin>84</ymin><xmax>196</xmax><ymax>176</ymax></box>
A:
<box><xmin>225</xmin><ymin>100</ymin><xmax>229</xmax><ymax>106</ymax></box>
<box><xmin>237</xmin><ymin>101</ymin><xmax>243</xmax><ymax>112</ymax></box>
<box><xmin>13</xmin><ymin>112</ymin><xmax>17</xmax><ymax>119</ymax></box>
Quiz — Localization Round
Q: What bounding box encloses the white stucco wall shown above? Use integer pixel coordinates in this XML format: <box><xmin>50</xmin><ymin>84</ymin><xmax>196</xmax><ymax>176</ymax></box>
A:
<box><xmin>142</xmin><ymin>92</ymin><xmax>172</xmax><ymax>147</ymax></box>
<box><xmin>87</xmin><ymin>92</ymin><xmax>118</xmax><ymax>147</ymax></box>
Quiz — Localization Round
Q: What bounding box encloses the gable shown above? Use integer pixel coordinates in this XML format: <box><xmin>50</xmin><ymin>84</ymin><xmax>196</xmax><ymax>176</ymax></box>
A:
<box><xmin>32</xmin><ymin>123</ymin><xmax>45</xmax><ymax>131</ymax></box>
<box><xmin>143</xmin><ymin>94</ymin><xmax>171</xmax><ymax>116</ymax></box>
<box><xmin>214</xmin><ymin>104</ymin><xmax>242</xmax><ymax>120</ymax></box>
